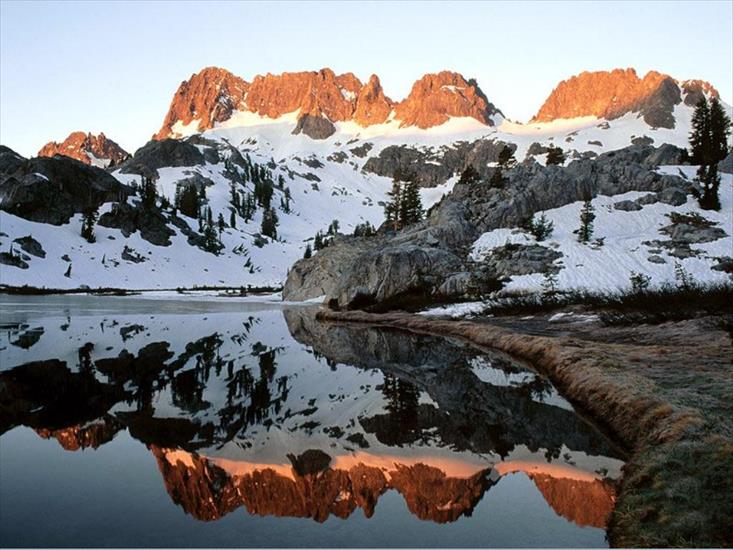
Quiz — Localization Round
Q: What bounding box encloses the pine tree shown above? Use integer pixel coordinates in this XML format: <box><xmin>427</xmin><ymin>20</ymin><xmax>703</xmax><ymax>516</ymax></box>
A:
<box><xmin>314</xmin><ymin>231</ymin><xmax>324</xmax><ymax>250</ymax></box>
<box><xmin>497</xmin><ymin>145</ymin><xmax>517</xmax><ymax>169</ymax></box>
<box><xmin>709</xmin><ymin>97</ymin><xmax>732</xmax><ymax>164</ymax></box>
<box><xmin>229</xmin><ymin>210</ymin><xmax>237</xmax><ymax>229</ymax></box>
<box><xmin>400</xmin><ymin>179</ymin><xmax>423</xmax><ymax>226</ymax></box>
<box><xmin>303</xmin><ymin>243</ymin><xmax>312</xmax><ymax>259</ymax></box>
<box><xmin>545</xmin><ymin>146</ymin><xmax>566</xmax><ymax>166</ymax></box>
<box><xmin>261</xmin><ymin>208</ymin><xmax>278</xmax><ymax>240</ymax></box>
<box><xmin>176</xmin><ymin>184</ymin><xmax>199</xmax><ymax>218</ymax></box>
<box><xmin>576</xmin><ymin>199</ymin><xmax>595</xmax><ymax>243</ymax></box>
<box><xmin>141</xmin><ymin>176</ymin><xmax>158</xmax><ymax>209</ymax></box>
<box><xmin>689</xmin><ymin>97</ymin><xmax>712</xmax><ymax>165</ymax></box>
<box><xmin>384</xmin><ymin>179</ymin><xmax>402</xmax><ymax>230</ymax></box>
<box><xmin>80</xmin><ymin>207</ymin><xmax>98</xmax><ymax>243</ymax></box>
<box><xmin>698</xmin><ymin>164</ymin><xmax>722</xmax><ymax>210</ymax></box>
<box><xmin>217</xmin><ymin>213</ymin><xmax>226</xmax><ymax>233</ymax></box>
<box><xmin>489</xmin><ymin>167</ymin><xmax>504</xmax><ymax>188</ymax></box>
<box><xmin>458</xmin><ymin>165</ymin><xmax>480</xmax><ymax>186</ymax></box>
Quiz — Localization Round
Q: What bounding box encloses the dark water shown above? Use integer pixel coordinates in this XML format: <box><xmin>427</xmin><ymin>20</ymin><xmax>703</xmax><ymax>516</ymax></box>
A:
<box><xmin>0</xmin><ymin>295</ymin><xmax>625</xmax><ymax>548</ymax></box>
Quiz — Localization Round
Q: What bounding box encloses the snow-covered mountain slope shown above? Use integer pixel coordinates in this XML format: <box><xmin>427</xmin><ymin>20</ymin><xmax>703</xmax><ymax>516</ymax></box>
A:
<box><xmin>470</xmin><ymin>166</ymin><xmax>733</xmax><ymax>294</ymax></box>
<box><xmin>1</xmin><ymin>66</ymin><xmax>731</xmax><ymax>292</ymax></box>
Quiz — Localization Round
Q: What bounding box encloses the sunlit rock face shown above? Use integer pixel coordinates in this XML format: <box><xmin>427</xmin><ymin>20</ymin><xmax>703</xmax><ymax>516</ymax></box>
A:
<box><xmin>394</xmin><ymin>71</ymin><xmax>502</xmax><ymax>129</ymax></box>
<box><xmin>153</xmin><ymin>67</ymin><xmax>504</xmax><ymax>140</ymax></box>
<box><xmin>38</xmin><ymin>131</ymin><xmax>128</xmax><ymax>167</ymax></box>
<box><xmin>532</xmin><ymin>68</ymin><xmax>719</xmax><ymax>129</ymax></box>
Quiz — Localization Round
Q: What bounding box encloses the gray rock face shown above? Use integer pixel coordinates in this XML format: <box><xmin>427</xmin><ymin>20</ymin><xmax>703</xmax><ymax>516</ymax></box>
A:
<box><xmin>118</xmin><ymin>138</ymin><xmax>206</xmax><ymax>179</ymax></box>
<box><xmin>483</xmin><ymin>244</ymin><xmax>563</xmax><ymax>276</ymax></box>
<box><xmin>614</xmin><ymin>200</ymin><xmax>643</xmax><ymax>211</ymax></box>
<box><xmin>329</xmin><ymin>245</ymin><xmax>466</xmax><ymax>310</ymax></box>
<box><xmin>283</xmin><ymin>237</ymin><xmax>375</xmax><ymax>302</ymax></box>
<box><xmin>0</xmin><ymin>251</ymin><xmax>28</xmax><ymax>269</ymax></box>
<box><xmin>0</xmin><ymin>148</ymin><xmax>133</xmax><ymax>225</ymax></box>
<box><xmin>12</xmin><ymin>236</ymin><xmax>45</xmax><ymax>258</ymax></box>
<box><xmin>97</xmin><ymin>202</ymin><xmax>175</xmax><ymax>246</ymax></box>
<box><xmin>284</xmin><ymin>145</ymin><xmax>699</xmax><ymax>310</ymax></box>
<box><xmin>292</xmin><ymin>114</ymin><xmax>336</xmax><ymax>140</ymax></box>
<box><xmin>362</xmin><ymin>139</ymin><xmax>513</xmax><ymax>188</ymax></box>
<box><xmin>631</xmin><ymin>136</ymin><xmax>655</xmax><ymax>146</ymax></box>
<box><xmin>644</xmin><ymin>143</ymin><xmax>686</xmax><ymax>166</ymax></box>
<box><xmin>719</xmin><ymin>151</ymin><xmax>733</xmax><ymax>174</ymax></box>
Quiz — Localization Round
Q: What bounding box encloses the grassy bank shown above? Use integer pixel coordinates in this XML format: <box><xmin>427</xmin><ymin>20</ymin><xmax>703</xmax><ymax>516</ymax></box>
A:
<box><xmin>315</xmin><ymin>308</ymin><xmax>733</xmax><ymax>547</ymax></box>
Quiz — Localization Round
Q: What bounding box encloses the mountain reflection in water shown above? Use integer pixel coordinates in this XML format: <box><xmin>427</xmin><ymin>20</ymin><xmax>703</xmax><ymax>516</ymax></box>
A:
<box><xmin>0</xmin><ymin>296</ymin><xmax>625</xmax><ymax>546</ymax></box>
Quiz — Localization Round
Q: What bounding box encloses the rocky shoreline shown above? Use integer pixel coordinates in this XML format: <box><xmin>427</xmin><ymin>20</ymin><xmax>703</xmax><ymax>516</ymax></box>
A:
<box><xmin>315</xmin><ymin>308</ymin><xmax>733</xmax><ymax>547</ymax></box>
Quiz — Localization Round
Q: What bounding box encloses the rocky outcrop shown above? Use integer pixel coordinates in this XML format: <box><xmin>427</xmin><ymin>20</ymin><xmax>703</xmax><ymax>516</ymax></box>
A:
<box><xmin>285</xmin><ymin>145</ymin><xmax>697</xmax><ymax>309</ymax></box>
<box><xmin>353</xmin><ymin>74</ymin><xmax>393</xmax><ymax>126</ymax></box>
<box><xmin>532</xmin><ymin>68</ymin><xmax>718</xmax><ymax>129</ymax></box>
<box><xmin>118</xmin><ymin>138</ymin><xmax>207</xmax><ymax>179</ymax></box>
<box><xmin>0</xmin><ymin>147</ymin><xmax>133</xmax><ymax>225</ymax></box>
<box><xmin>284</xmin><ymin>236</ymin><xmax>375</xmax><ymax>301</ymax></box>
<box><xmin>394</xmin><ymin>71</ymin><xmax>501</xmax><ymax>128</ymax></box>
<box><xmin>154</xmin><ymin>67</ymin><xmax>249</xmax><ymax>140</ymax></box>
<box><xmin>38</xmin><ymin>132</ymin><xmax>129</xmax><ymax>167</ymax></box>
<box><xmin>363</xmin><ymin>139</ymin><xmax>512</xmax><ymax>188</ymax></box>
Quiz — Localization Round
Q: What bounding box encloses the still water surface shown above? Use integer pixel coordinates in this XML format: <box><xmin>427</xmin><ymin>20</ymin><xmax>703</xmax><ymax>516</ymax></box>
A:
<box><xmin>0</xmin><ymin>295</ymin><xmax>625</xmax><ymax>547</ymax></box>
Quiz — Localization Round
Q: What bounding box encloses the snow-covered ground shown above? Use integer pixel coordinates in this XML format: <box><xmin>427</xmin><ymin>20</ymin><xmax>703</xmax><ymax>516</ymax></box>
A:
<box><xmin>1</xmin><ymin>100</ymin><xmax>731</xmax><ymax>291</ymax></box>
<box><xmin>471</xmin><ymin>167</ymin><xmax>733</xmax><ymax>294</ymax></box>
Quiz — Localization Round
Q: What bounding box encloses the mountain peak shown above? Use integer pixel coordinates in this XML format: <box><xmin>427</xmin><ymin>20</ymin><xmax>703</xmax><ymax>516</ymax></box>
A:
<box><xmin>531</xmin><ymin>67</ymin><xmax>718</xmax><ymax>128</ymax></box>
<box><xmin>38</xmin><ymin>131</ymin><xmax>128</xmax><ymax>167</ymax></box>
<box><xmin>395</xmin><ymin>71</ymin><xmax>501</xmax><ymax>129</ymax></box>
<box><xmin>154</xmin><ymin>66</ymin><xmax>249</xmax><ymax>140</ymax></box>
<box><xmin>153</xmin><ymin>67</ymin><xmax>503</xmax><ymax>140</ymax></box>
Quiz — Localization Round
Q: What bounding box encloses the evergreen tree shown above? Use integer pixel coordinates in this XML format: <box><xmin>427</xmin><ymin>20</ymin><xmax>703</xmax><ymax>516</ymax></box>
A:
<box><xmin>545</xmin><ymin>146</ymin><xmax>566</xmax><ymax>166</ymax></box>
<box><xmin>140</xmin><ymin>176</ymin><xmax>158</xmax><ymax>209</ymax></box>
<box><xmin>400</xmin><ymin>179</ymin><xmax>423</xmax><ymax>225</ymax></box>
<box><xmin>709</xmin><ymin>97</ymin><xmax>732</xmax><ymax>164</ymax></box>
<box><xmin>524</xmin><ymin>213</ymin><xmax>554</xmax><ymax>241</ymax></box>
<box><xmin>689</xmin><ymin>97</ymin><xmax>712</xmax><ymax>165</ymax></box>
<box><xmin>497</xmin><ymin>145</ymin><xmax>517</xmax><ymax>169</ymax></box>
<box><xmin>80</xmin><ymin>207</ymin><xmax>98</xmax><ymax>243</ymax></box>
<box><xmin>384</xmin><ymin>179</ymin><xmax>403</xmax><ymax>230</ymax></box>
<box><xmin>314</xmin><ymin>231</ymin><xmax>322</xmax><ymax>250</ymax></box>
<box><xmin>176</xmin><ymin>184</ymin><xmax>199</xmax><ymax>218</ymax></box>
<box><xmin>576</xmin><ymin>199</ymin><xmax>595</xmax><ymax>243</ymax></box>
<box><xmin>489</xmin><ymin>167</ymin><xmax>504</xmax><ymax>188</ymax></box>
<box><xmin>230</xmin><ymin>210</ymin><xmax>237</xmax><ymax>229</ymax></box>
<box><xmin>698</xmin><ymin>164</ymin><xmax>722</xmax><ymax>210</ymax></box>
<box><xmin>458</xmin><ymin>165</ymin><xmax>480</xmax><ymax>186</ymax></box>
<box><xmin>202</xmin><ymin>223</ymin><xmax>220</xmax><ymax>254</ymax></box>
<box><xmin>261</xmin><ymin>208</ymin><xmax>278</xmax><ymax>240</ymax></box>
<box><xmin>353</xmin><ymin>221</ymin><xmax>376</xmax><ymax>237</ymax></box>
<box><xmin>217</xmin><ymin>213</ymin><xmax>226</xmax><ymax>233</ymax></box>
<box><xmin>303</xmin><ymin>243</ymin><xmax>312</xmax><ymax>259</ymax></box>
<box><xmin>327</xmin><ymin>219</ymin><xmax>340</xmax><ymax>235</ymax></box>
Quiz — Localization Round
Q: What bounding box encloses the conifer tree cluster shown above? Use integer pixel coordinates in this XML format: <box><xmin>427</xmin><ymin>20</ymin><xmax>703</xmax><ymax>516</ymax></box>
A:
<box><xmin>489</xmin><ymin>145</ymin><xmax>517</xmax><ymax>188</ymax></box>
<box><xmin>80</xmin><ymin>206</ymin><xmax>98</xmax><ymax>243</ymax></box>
<box><xmin>576</xmin><ymin>199</ymin><xmax>595</xmax><ymax>243</ymax></box>
<box><xmin>384</xmin><ymin>172</ymin><xmax>423</xmax><ymax>230</ymax></box>
<box><xmin>261</xmin><ymin>208</ymin><xmax>279</xmax><ymax>240</ymax></box>
<box><xmin>545</xmin><ymin>146</ymin><xmax>566</xmax><ymax>166</ymax></box>
<box><xmin>353</xmin><ymin>221</ymin><xmax>376</xmax><ymax>237</ymax></box>
<box><xmin>689</xmin><ymin>96</ymin><xmax>731</xmax><ymax>210</ymax></box>
<box><xmin>140</xmin><ymin>175</ymin><xmax>158</xmax><ymax>210</ymax></box>
<box><xmin>175</xmin><ymin>184</ymin><xmax>200</xmax><ymax>218</ymax></box>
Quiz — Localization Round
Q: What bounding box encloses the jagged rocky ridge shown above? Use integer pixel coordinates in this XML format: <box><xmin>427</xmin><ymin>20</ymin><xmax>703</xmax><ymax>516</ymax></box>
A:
<box><xmin>38</xmin><ymin>131</ymin><xmax>129</xmax><ymax>167</ymax></box>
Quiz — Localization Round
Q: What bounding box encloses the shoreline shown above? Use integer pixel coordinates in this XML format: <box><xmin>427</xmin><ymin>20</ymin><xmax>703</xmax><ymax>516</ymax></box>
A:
<box><xmin>315</xmin><ymin>308</ymin><xmax>733</xmax><ymax>547</ymax></box>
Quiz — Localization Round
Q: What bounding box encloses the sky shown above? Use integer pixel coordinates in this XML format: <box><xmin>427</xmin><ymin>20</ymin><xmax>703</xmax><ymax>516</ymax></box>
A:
<box><xmin>1</xmin><ymin>0</ymin><xmax>732</xmax><ymax>157</ymax></box>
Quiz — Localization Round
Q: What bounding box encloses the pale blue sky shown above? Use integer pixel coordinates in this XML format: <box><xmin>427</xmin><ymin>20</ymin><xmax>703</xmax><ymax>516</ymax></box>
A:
<box><xmin>1</xmin><ymin>0</ymin><xmax>731</xmax><ymax>157</ymax></box>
